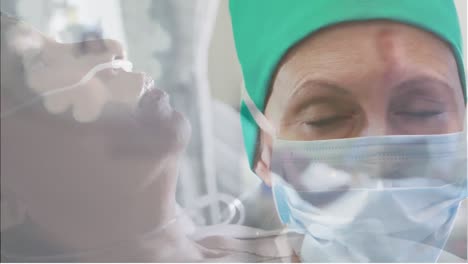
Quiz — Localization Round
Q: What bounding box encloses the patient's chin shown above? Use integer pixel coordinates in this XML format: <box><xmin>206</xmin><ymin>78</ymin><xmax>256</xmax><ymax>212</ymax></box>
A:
<box><xmin>155</xmin><ymin>110</ymin><xmax>191</xmax><ymax>155</ymax></box>
<box><xmin>171</xmin><ymin>110</ymin><xmax>191</xmax><ymax>151</ymax></box>
<box><xmin>136</xmin><ymin>89</ymin><xmax>191</xmax><ymax>154</ymax></box>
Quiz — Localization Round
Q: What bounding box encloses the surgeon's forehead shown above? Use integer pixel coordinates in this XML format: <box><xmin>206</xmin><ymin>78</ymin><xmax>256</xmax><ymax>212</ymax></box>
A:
<box><xmin>271</xmin><ymin>20</ymin><xmax>461</xmax><ymax>99</ymax></box>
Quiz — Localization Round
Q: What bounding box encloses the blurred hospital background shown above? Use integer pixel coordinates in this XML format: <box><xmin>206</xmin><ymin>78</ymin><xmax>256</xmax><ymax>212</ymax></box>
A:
<box><xmin>1</xmin><ymin>0</ymin><xmax>466</xmax><ymax>259</ymax></box>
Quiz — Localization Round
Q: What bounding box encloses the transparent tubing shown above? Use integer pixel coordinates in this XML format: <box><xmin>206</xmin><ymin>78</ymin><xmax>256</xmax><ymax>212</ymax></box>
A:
<box><xmin>0</xmin><ymin>191</ymin><xmax>246</xmax><ymax>262</ymax></box>
<box><xmin>0</xmin><ymin>60</ymin><xmax>133</xmax><ymax>119</ymax></box>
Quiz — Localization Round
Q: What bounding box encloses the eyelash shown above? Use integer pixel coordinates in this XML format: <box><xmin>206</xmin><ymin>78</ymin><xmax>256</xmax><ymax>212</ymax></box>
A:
<box><xmin>305</xmin><ymin>110</ymin><xmax>442</xmax><ymax>128</ymax></box>
<box><xmin>305</xmin><ymin>115</ymin><xmax>350</xmax><ymax>127</ymax></box>
<box><xmin>395</xmin><ymin>111</ymin><xmax>443</xmax><ymax>118</ymax></box>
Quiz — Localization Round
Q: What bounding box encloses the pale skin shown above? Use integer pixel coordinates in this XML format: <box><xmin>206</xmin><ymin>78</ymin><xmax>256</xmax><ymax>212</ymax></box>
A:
<box><xmin>2</xmin><ymin>17</ymin><xmax>465</xmax><ymax>262</ymax></box>
<box><xmin>1</xmin><ymin>16</ymin><xmax>196</xmax><ymax>261</ymax></box>
<box><xmin>255</xmin><ymin>21</ymin><xmax>466</xmax><ymax>186</ymax></box>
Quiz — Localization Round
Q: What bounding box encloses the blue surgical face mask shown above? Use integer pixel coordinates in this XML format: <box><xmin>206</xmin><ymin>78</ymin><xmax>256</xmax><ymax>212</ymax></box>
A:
<box><xmin>242</xmin><ymin>87</ymin><xmax>467</xmax><ymax>262</ymax></box>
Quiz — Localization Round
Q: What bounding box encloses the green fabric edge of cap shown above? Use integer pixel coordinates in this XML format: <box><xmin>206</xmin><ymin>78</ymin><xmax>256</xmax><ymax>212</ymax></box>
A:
<box><xmin>231</xmin><ymin>0</ymin><xmax>466</xmax><ymax>169</ymax></box>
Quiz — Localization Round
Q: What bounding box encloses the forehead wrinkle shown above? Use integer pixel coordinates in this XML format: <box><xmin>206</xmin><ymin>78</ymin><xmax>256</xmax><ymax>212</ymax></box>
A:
<box><xmin>375</xmin><ymin>27</ymin><xmax>405</xmax><ymax>83</ymax></box>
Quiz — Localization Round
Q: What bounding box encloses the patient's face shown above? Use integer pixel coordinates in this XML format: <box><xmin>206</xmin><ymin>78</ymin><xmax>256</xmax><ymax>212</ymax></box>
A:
<box><xmin>1</xmin><ymin>16</ymin><xmax>190</xmax><ymax>244</ymax></box>
<box><xmin>3</xmin><ymin>18</ymin><xmax>146</xmax><ymax>121</ymax></box>
<box><xmin>265</xmin><ymin>21</ymin><xmax>465</xmax><ymax>141</ymax></box>
<box><xmin>1</xmin><ymin>16</ymin><xmax>190</xmax><ymax>161</ymax></box>
<box><xmin>255</xmin><ymin>21</ymin><xmax>465</xmax><ymax>183</ymax></box>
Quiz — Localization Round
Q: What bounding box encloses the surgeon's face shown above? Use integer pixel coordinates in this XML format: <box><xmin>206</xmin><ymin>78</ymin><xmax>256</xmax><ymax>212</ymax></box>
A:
<box><xmin>255</xmin><ymin>21</ymin><xmax>465</xmax><ymax>184</ymax></box>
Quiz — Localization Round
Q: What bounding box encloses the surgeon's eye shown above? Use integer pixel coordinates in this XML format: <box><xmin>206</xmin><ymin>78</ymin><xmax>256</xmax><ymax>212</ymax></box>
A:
<box><xmin>395</xmin><ymin>111</ymin><xmax>443</xmax><ymax>119</ymax></box>
<box><xmin>305</xmin><ymin>115</ymin><xmax>352</xmax><ymax>127</ymax></box>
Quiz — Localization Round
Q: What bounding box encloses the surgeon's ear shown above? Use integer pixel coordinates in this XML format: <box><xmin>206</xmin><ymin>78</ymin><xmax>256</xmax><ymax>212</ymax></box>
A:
<box><xmin>254</xmin><ymin>132</ymin><xmax>273</xmax><ymax>186</ymax></box>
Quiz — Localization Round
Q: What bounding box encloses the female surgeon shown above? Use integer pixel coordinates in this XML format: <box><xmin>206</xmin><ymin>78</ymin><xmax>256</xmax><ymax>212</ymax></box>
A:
<box><xmin>229</xmin><ymin>0</ymin><xmax>467</xmax><ymax>262</ymax></box>
<box><xmin>1</xmin><ymin>0</ymin><xmax>467</xmax><ymax>261</ymax></box>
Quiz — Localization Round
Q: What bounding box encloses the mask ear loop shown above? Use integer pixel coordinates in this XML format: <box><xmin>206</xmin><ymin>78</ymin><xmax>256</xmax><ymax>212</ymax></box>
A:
<box><xmin>0</xmin><ymin>60</ymin><xmax>133</xmax><ymax>119</ymax></box>
<box><xmin>465</xmin><ymin>106</ymin><xmax>467</xmax><ymax>198</ymax></box>
<box><xmin>241</xmin><ymin>82</ymin><xmax>277</xmax><ymax>138</ymax></box>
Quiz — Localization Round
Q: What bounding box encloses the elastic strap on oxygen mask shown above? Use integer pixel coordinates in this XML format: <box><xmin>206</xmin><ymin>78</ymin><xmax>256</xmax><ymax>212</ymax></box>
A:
<box><xmin>0</xmin><ymin>60</ymin><xmax>133</xmax><ymax>119</ymax></box>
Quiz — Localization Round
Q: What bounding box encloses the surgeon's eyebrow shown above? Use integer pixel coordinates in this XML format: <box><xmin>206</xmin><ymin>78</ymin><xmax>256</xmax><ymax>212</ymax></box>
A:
<box><xmin>290</xmin><ymin>79</ymin><xmax>352</xmax><ymax>102</ymax></box>
<box><xmin>283</xmin><ymin>80</ymin><xmax>354</xmax><ymax>115</ymax></box>
<box><xmin>396</xmin><ymin>76</ymin><xmax>454</xmax><ymax>94</ymax></box>
<box><xmin>394</xmin><ymin>75</ymin><xmax>462</xmax><ymax>103</ymax></box>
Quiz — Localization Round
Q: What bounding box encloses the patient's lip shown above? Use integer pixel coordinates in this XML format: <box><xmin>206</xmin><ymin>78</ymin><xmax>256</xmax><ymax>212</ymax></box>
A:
<box><xmin>139</xmin><ymin>74</ymin><xmax>169</xmax><ymax>102</ymax></box>
<box><xmin>137</xmin><ymin>74</ymin><xmax>172</xmax><ymax>121</ymax></box>
<box><xmin>139</xmin><ymin>86</ymin><xmax>170</xmax><ymax>108</ymax></box>
<box><xmin>141</xmin><ymin>73</ymin><xmax>155</xmax><ymax>94</ymax></box>
<box><xmin>146</xmin><ymin>86</ymin><xmax>169</xmax><ymax>102</ymax></box>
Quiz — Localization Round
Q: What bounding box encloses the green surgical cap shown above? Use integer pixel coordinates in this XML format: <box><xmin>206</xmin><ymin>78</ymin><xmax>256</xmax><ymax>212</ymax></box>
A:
<box><xmin>230</xmin><ymin>0</ymin><xmax>466</xmax><ymax>168</ymax></box>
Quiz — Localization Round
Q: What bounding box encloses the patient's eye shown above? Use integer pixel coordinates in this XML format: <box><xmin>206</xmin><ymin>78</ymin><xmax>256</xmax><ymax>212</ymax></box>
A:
<box><xmin>78</xmin><ymin>30</ymin><xmax>107</xmax><ymax>55</ymax></box>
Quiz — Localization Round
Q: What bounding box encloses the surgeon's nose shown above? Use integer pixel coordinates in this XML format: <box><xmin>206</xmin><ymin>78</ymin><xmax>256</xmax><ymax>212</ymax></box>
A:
<box><xmin>356</xmin><ymin>117</ymin><xmax>391</xmax><ymax>137</ymax></box>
